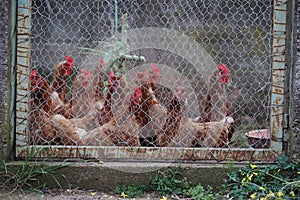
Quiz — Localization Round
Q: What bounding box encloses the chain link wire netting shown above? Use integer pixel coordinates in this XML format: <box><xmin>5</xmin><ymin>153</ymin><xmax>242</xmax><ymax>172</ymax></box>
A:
<box><xmin>28</xmin><ymin>0</ymin><xmax>273</xmax><ymax>150</ymax></box>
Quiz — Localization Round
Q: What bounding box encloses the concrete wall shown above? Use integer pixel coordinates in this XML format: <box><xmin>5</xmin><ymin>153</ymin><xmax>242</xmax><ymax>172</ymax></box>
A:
<box><xmin>0</xmin><ymin>0</ymin><xmax>9</xmax><ymax>160</ymax></box>
<box><xmin>292</xmin><ymin>0</ymin><xmax>300</xmax><ymax>162</ymax></box>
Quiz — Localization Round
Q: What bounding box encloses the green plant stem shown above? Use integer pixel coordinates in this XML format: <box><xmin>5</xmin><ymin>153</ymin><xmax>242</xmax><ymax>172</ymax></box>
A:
<box><xmin>261</xmin><ymin>170</ymin><xmax>289</xmax><ymax>184</ymax></box>
<box><xmin>281</xmin><ymin>180</ymin><xmax>300</xmax><ymax>190</ymax></box>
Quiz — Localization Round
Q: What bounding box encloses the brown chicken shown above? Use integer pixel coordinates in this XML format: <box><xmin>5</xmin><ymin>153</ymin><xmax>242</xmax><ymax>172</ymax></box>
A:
<box><xmin>50</xmin><ymin>114</ymin><xmax>90</xmax><ymax>145</ymax></box>
<box><xmin>71</xmin><ymin>68</ymin><xmax>93</xmax><ymax>118</ymax></box>
<box><xmin>131</xmin><ymin>71</ymin><xmax>160</xmax><ymax>127</ymax></box>
<box><xmin>93</xmin><ymin>59</ymin><xmax>106</xmax><ymax>100</ymax></box>
<box><xmin>29</xmin><ymin>70</ymin><xmax>77</xmax><ymax>145</ymax></box>
<box><xmin>81</xmin><ymin>86</ymin><xmax>146</xmax><ymax>146</ymax></box>
<box><xmin>69</xmin><ymin>59</ymin><xmax>107</xmax><ymax>128</ymax></box>
<box><xmin>67</xmin><ymin>70</ymin><xmax>125</xmax><ymax>131</ymax></box>
<box><xmin>76</xmin><ymin>59</ymin><xmax>107</xmax><ymax>113</ymax></box>
<box><xmin>98</xmin><ymin>70</ymin><xmax>126</xmax><ymax>126</ymax></box>
<box><xmin>30</xmin><ymin>69</ymin><xmax>54</xmax><ymax>114</ymax></box>
<box><xmin>156</xmin><ymin>86</ymin><xmax>234</xmax><ymax>147</ymax></box>
<box><xmin>61</xmin><ymin>80</ymin><xmax>163</xmax><ymax>147</ymax></box>
<box><xmin>131</xmin><ymin>64</ymin><xmax>167</xmax><ymax>146</ymax></box>
<box><xmin>46</xmin><ymin>68</ymin><xmax>125</xmax><ymax>145</ymax></box>
<box><xmin>202</xmin><ymin>64</ymin><xmax>231</xmax><ymax>121</ymax></box>
<box><xmin>194</xmin><ymin>63</ymin><xmax>235</xmax><ymax>146</ymax></box>
<box><xmin>29</xmin><ymin>79</ymin><xmax>53</xmax><ymax>145</ymax></box>
<box><xmin>48</xmin><ymin>72</ymin><xmax>138</xmax><ymax>146</ymax></box>
<box><xmin>54</xmin><ymin>86</ymin><xmax>143</xmax><ymax>146</ymax></box>
<box><xmin>50</xmin><ymin>56</ymin><xmax>75</xmax><ymax>118</ymax></box>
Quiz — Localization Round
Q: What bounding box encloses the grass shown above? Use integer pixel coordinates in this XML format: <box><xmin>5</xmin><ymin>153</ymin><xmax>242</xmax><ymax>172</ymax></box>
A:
<box><xmin>0</xmin><ymin>147</ymin><xmax>69</xmax><ymax>196</ymax></box>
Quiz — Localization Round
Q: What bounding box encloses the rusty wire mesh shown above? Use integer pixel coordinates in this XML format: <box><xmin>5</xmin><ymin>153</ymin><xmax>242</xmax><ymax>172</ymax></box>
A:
<box><xmin>28</xmin><ymin>0</ymin><xmax>273</xmax><ymax>150</ymax></box>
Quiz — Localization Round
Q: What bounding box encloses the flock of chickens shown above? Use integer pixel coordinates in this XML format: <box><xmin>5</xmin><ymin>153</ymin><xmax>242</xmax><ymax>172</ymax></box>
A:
<box><xmin>29</xmin><ymin>56</ymin><xmax>235</xmax><ymax>148</ymax></box>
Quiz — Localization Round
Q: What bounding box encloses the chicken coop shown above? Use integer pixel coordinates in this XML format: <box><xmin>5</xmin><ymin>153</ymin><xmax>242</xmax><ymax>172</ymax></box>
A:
<box><xmin>12</xmin><ymin>0</ymin><xmax>295</xmax><ymax>162</ymax></box>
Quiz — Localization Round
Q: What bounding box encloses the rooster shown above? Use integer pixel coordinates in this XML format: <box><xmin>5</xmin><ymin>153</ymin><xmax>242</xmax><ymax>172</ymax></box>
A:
<box><xmin>156</xmin><ymin>86</ymin><xmax>234</xmax><ymax>147</ymax></box>
<box><xmin>50</xmin><ymin>56</ymin><xmax>75</xmax><ymax>118</ymax></box>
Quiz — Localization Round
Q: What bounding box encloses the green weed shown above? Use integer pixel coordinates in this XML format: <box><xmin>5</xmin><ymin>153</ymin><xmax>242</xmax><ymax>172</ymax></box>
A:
<box><xmin>222</xmin><ymin>156</ymin><xmax>300</xmax><ymax>199</ymax></box>
<box><xmin>0</xmin><ymin>147</ymin><xmax>68</xmax><ymax>194</ymax></box>
<box><xmin>115</xmin><ymin>184</ymin><xmax>147</xmax><ymax>198</ymax></box>
<box><xmin>149</xmin><ymin>168</ymin><xmax>191</xmax><ymax>197</ymax></box>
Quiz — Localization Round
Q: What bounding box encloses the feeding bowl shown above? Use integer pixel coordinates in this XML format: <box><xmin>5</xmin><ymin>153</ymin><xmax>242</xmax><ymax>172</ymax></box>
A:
<box><xmin>245</xmin><ymin>129</ymin><xmax>271</xmax><ymax>149</ymax></box>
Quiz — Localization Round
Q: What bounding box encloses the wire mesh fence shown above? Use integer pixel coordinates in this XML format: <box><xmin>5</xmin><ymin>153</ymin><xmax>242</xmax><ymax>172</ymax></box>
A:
<box><xmin>26</xmin><ymin>0</ymin><xmax>275</xmax><ymax>153</ymax></box>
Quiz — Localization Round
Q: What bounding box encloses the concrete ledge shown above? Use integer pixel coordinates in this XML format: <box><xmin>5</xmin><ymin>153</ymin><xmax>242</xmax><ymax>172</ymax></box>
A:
<box><xmin>6</xmin><ymin>161</ymin><xmax>245</xmax><ymax>190</ymax></box>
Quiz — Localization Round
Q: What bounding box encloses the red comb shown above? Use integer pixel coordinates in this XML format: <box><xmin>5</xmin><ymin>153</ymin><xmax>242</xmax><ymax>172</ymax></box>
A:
<box><xmin>150</xmin><ymin>63</ymin><xmax>160</xmax><ymax>75</ymax></box>
<box><xmin>99</xmin><ymin>59</ymin><xmax>105</xmax><ymax>65</ymax></box>
<box><xmin>109</xmin><ymin>70</ymin><xmax>115</xmax><ymax>80</ymax></box>
<box><xmin>218</xmin><ymin>63</ymin><xmax>230</xmax><ymax>84</ymax></box>
<box><xmin>30</xmin><ymin>70</ymin><xmax>37</xmax><ymax>79</ymax></box>
<box><xmin>134</xmin><ymin>87</ymin><xmax>142</xmax><ymax>99</ymax></box>
<box><xmin>31</xmin><ymin>69</ymin><xmax>37</xmax><ymax>76</ymax></box>
<box><xmin>81</xmin><ymin>68</ymin><xmax>91</xmax><ymax>80</ymax></box>
<box><xmin>64</xmin><ymin>56</ymin><xmax>75</xmax><ymax>67</ymax></box>
<box><xmin>218</xmin><ymin>63</ymin><xmax>229</xmax><ymax>73</ymax></box>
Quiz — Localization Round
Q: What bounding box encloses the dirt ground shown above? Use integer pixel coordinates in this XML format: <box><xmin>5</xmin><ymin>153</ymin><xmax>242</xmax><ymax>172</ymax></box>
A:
<box><xmin>0</xmin><ymin>189</ymin><xmax>168</xmax><ymax>200</ymax></box>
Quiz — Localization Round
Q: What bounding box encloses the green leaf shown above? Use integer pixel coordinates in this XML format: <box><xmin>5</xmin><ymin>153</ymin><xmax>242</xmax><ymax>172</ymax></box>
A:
<box><xmin>278</xmin><ymin>156</ymin><xmax>289</xmax><ymax>164</ymax></box>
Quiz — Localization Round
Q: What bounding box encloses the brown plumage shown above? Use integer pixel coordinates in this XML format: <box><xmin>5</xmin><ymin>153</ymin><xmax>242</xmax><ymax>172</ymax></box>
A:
<box><xmin>155</xmin><ymin>87</ymin><xmax>185</xmax><ymax>147</ymax></box>
<box><xmin>29</xmin><ymin>70</ymin><xmax>77</xmax><ymax>145</ymax></box>
<box><xmin>71</xmin><ymin>68</ymin><xmax>93</xmax><ymax>118</ymax></box>
<box><xmin>93</xmin><ymin>59</ymin><xmax>106</xmax><ymax>100</ymax></box>
<box><xmin>81</xmin><ymin>82</ymin><xmax>160</xmax><ymax>147</ymax></box>
<box><xmin>49</xmin><ymin>69</ymin><xmax>126</xmax><ymax>143</ymax></box>
<box><xmin>69</xmin><ymin>61</ymin><xmax>107</xmax><ymax>130</ymax></box>
<box><xmin>98</xmin><ymin>71</ymin><xmax>126</xmax><ymax>126</ymax></box>
<box><xmin>50</xmin><ymin>56</ymin><xmax>75</xmax><ymax>118</ymax></box>
<box><xmin>131</xmin><ymin>64</ymin><xmax>167</xmax><ymax>145</ymax></box>
<box><xmin>68</xmin><ymin>70</ymin><xmax>126</xmax><ymax>131</ymax></box>
<box><xmin>81</xmin><ymin>87</ymin><xmax>143</xmax><ymax>146</ymax></box>
<box><xmin>30</xmin><ymin>70</ymin><xmax>54</xmax><ymax>113</ymax></box>
<box><xmin>199</xmin><ymin>64</ymin><xmax>235</xmax><ymax>146</ymax></box>
<box><xmin>156</xmin><ymin>86</ymin><xmax>234</xmax><ymax>147</ymax></box>
<box><xmin>50</xmin><ymin>74</ymin><xmax>140</xmax><ymax>147</ymax></box>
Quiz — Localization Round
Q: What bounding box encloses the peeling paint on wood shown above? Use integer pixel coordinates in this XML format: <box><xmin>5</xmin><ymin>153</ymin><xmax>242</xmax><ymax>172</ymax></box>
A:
<box><xmin>270</xmin><ymin>0</ymin><xmax>287</xmax><ymax>151</ymax></box>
